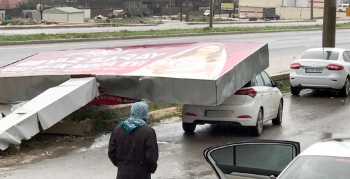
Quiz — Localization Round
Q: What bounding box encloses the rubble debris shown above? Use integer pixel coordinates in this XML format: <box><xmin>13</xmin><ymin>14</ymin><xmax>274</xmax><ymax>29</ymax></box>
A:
<box><xmin>41</xmin><ymin>20</ymin><xmax>58</xmax><ymax>25</ymax></box>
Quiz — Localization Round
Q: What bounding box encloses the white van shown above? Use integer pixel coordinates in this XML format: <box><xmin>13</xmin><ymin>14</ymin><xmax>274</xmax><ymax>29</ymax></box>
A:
<box><xmin>338</xmin><ymin>4</ymin><xmax>349</xmax><ymax>12</ymax></box>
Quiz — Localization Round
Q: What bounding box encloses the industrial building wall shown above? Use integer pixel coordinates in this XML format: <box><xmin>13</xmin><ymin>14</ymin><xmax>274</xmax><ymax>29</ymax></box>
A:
<box><xmin>276</xmin><ymin>7</ymin><xmax>347</xmax><ymax>19</ymax></box>
<box><xmin>43</xmin><ymin>13</ymin><xmax>68</xmax><ymax>22</ymax></box>
<box><xmin>83</xmin><ymin>9</ymin><xmax>91</xmax><ymax>18</ymax></box>
<box><xmin>239</xmin><ymin>7</ymin><xmax>264</xmax><ymax>18</ymax></box>
<box><xmin>283</xmin><ymin>0</ymin><xmax>308</xmax><ymax>7</ymax></box>
<box><xmin>240</xmin><ymin>0</ymin><xmax>283</xmax><ymax>8</ymax></box>
<box><xmin>283</xmin><ymin>0</ymin><xmax>342</xmax><ymax>8</ymax></box>
<box><xmin>67</xmin><ymin>13</ymin><xmax>84</xmax><ymax>23</ymax></box>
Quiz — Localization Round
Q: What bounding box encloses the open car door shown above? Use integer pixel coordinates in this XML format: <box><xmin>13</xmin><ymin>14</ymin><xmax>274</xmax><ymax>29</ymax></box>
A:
<box><xmin>203</xmin><ymin>140</ymin><xmax>300</xmax><ymax>179</ymax></box>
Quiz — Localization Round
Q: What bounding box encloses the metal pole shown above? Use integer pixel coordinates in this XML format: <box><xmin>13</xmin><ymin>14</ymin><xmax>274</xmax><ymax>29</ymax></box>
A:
<box><xmin>209</xmin><ymin>0</ymin><xmax>213</xmax><ymax>28</ymax></box>
<box><xmin>40</xmin><ymin>0</ymin><xmax>43</xmax><ymax>20</ymax></box>
<box><xmin>322</xmin><ymin>0</ymin><xmax>336</xmax><ymax>47</ymax></box>
<box><xmin>311</xmin><ymin>0</ymin><xmax>313</xmax><ymax>20</ymax></box>
<box><xmin>186</xmin><ymin>0</ymin><xmax>189</xmax><ymax>22</ymax></box>
<box><xmin>169</xmin><ymin>0</ymin><xmax>171</xmax><ymax>17</ymax></box>
<box><xmin>180</xmin><ymin>0</ymin><xmax>183</xmax><ymax>22</ymax></box>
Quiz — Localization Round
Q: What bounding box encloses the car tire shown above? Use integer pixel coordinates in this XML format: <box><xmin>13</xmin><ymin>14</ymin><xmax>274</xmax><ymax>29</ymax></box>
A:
<box><xmin>340</xmin><ymin>77</ymin><xmax>350</xmax><ymax>97</ymax></box>
<box><xmin>339</xmin><ymin>9</ymin><xmax>343</xmax><ymax>12</ymax></box>
<box><xmin>272</xmin><ymin>100</ymin><xmax>283</xmax><ymax>125</ymax></box>
<box><xmin>291</xmin><ymin>86</ymin><xmax>301</xmax><ymax>95</ymax></box>
<box><xmin>251</xmin><ymin>109</ymin><xmax>263</xmax><ymax>136</ymax></box>
<box><xmin>182</xmin><ymin>122</ymin><xmax>196</xmax><ymax>133</ymax></box>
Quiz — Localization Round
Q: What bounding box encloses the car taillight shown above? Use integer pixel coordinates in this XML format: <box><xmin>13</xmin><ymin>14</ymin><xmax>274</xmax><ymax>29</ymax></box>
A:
<box><xmin>290</xmin><ymin>63</ymin><xmax>301</xmax><ymax>69</ymax></box>
<box><xmin>326</xmin><ymin>64</ymin><xmax>344</xmax><ymax>70</ymax></box>
<box><xmin>234</xmin><ymin>88</ymin><xmax>257</xmax><ymax>98</ymax></box>
<box><xmin>185</xmin><ymin>112</ymin><xmax>197</xmax><ymax>116</ymax></box>
<box><xmin>237</xmin><ymin>115</ymin><xmax>252</xmax><ymax>118</ymax></box>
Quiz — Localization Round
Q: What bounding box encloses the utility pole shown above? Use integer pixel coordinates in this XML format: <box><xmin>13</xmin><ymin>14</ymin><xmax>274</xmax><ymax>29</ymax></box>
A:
<box><xmin>40</xmin><ymin>0</ymin><xmax>43</xmax><ymax>20</ymax></box>
<box><xmin>180</xmin><ymin>0</ymin><xmax>183</xmax><ymax>22</ymax></box>
<box><xmin>186</xmin><ymin>0</ymin><xmax>189</xmax><ymax>22</ymax></box>
<box><xmin>209</xmin><ymin>0</ymin><xmax>213</xmax><ymax>28</ymax></box>
<box><xmin>310</xmin><ymin>0</ymin><xmax>313</xmax><ymax>20</ymax></box>
<box><xmin>322</xmin><ymin>0</ymin><xmax>336</xmax><ymax>48</ymax></box>
<box><xmin>169</xmin><ymin>0</ymin><xmax>171</xmax><ymax>17</ymax></box>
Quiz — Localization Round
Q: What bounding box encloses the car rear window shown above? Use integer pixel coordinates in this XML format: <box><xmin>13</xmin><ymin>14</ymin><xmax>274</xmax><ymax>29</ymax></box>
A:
<box><xmin>278</xmin><ymin>155</ymin><xmax>350</xmax><ymax>179</ymax></box>
<box><xmin>300</xmin><ymin>51</ymin><xmax>339</xmax><ymax>60</ymax></box>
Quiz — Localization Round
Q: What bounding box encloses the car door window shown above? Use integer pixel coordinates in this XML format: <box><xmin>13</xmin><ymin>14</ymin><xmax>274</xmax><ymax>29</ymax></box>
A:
<box><xmin>255</xmin><ymin>74</ymin><xmax>265</xmax><ymax>86</ymax></box>
<box><xmin>260</xmin><ymin>71</ymin><xmax>272</xmax><ymax>87</ymax></box>
<box><xmin>208</xmin><ymin>143</ymin><xmax>298</xmax><ymax>177</ymax></box>
<box><xmin>342</xmin><ymin>51</ymin><xmax>350</xmax><ymax>62</ymax></box>
<box><xmin>210</xmin><ymin>144</ymin><xmax>294</xmax><ymax>171</ymax></box>
<box><xmin>345</xmin><ymin>51</ymin><xmax>350</xmax><ymax>62</ymax></box>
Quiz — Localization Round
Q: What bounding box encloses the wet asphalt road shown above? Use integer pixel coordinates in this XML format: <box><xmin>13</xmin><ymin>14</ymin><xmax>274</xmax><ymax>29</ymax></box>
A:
<box><xmin>2</xmin><ymin>90</ymin><xmax>350</xmax><ymax>179</ymax></box>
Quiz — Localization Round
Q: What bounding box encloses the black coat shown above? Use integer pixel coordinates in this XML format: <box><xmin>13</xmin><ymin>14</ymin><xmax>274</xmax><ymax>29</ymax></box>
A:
<box><xmin>108</xmin><ymin>125</ymin><xmax>159</xmax><ymax>179</ymax></box>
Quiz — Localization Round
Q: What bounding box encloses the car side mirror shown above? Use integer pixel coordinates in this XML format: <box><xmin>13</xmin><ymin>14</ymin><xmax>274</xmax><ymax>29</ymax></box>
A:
<box><xmin>275</xmin><ymin>81</ymin><xmax>283</xmax><ymax>88</ymax></box>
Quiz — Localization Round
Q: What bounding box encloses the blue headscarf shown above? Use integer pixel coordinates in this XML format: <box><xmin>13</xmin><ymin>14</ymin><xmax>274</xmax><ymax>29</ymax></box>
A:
<box><xmin>119</xmin><ymin>101</ymin><xmax>149</xmax><ymax>133</ymax></box>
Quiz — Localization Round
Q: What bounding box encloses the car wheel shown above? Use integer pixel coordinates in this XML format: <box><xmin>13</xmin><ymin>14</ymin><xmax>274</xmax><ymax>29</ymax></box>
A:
<box><xmin>251</xmin><ymin>109</ymin><xmax>263</xmax><ymax>136</ymax></box>
<box><xmin>182</xmin><ymin>122</ymin><xmax>196</xmax><ymax>133</ymax></box>
<box><xmin>291</xmin><ymin>86</ymin><xmax>301</xmax><ymax>95</ymax></box>
<box><xmin>272</xmin><ymin>100</ymin><xmax>283</xmax><ymax>125</ymax></box>
<box><xmin>340</xmin><ymin>77</ymin><xmax>350</xmax><ymax>97</ymax></box>
<box><xmin>339</xmin><ymin>9</ymin><xmax>343</xmax><ymax>12</ymax></box>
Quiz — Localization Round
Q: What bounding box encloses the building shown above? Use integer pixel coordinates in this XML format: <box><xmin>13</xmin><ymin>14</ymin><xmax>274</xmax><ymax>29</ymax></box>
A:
<box><xmin>239</xmin><ymin>0</ymin><xmax>282</xmax><ymax>18</ymax></box>
<box><xmin>0</xmin><ymin>0</ymin><xmax>24</xmax><ymax>9</ymax></box>
<box><xmin>239</xmin><ymin>0</ymin><xmax>348</xmax><ymax>20</ymax></box>
<box><xmin>43</xmin><ymin>7</ymin><xmax>84</xmax><ymax>23</ymax></box>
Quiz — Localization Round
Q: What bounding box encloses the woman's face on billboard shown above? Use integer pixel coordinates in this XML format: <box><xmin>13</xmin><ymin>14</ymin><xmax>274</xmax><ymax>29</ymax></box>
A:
<box><xmin>197</xmin><ymin>45</ymin><xmax>222</xmax><ymax>54</ymax></box>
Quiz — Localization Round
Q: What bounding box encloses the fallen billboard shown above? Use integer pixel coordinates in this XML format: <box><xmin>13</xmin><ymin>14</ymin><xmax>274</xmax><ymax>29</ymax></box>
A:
<box><xmin>0</xmin><ymin>42</ymin><xmax>269</xmax><ymax>106</ymax></box>
<box><xmin>0</xmin><ymin>77</ymin><xmax>99</xmax><ymax>150</ymax></box>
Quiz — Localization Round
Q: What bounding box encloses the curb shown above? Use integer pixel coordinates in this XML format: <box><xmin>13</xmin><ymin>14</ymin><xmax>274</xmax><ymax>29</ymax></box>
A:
<box><xmin>186</xmin><ymin>20</ymin><xmax>317</xmax><ymax>25</ymax></box>
<box><xmin>0</xmin><ymin>24</ymin><xmax>157</xmax><ymax>30</ymax></box>
<box><xmin>2</xmin><ymin>27</ymin><xmax>350</xmax><ymax>46</ymax></box>
<box><xmin>270</xmin><ymin>72</ymin><xmax>290</xmax><ymax>81</ymax></box>
<box><xmin>0</xmin><ymin>20</ymin><xmax>317</xmax><ymax>30</ymax></box>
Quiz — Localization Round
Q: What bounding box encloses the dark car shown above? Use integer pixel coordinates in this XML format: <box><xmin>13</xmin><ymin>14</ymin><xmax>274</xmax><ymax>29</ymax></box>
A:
<box><xmin>263</xmin><ymin>14</ymin><xmax>280</xmax><ymax>20</ymax></box>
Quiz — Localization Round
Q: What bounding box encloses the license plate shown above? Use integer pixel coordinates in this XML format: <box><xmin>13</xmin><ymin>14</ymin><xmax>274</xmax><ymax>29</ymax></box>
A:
<box><xmin>305</xmin><ymin>68</ymin><xmax>323</xmax><ymax>73</ymax></box>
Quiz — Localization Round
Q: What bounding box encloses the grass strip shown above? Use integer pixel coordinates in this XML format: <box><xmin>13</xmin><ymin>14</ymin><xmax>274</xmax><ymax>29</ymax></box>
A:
<box><xmin>1</xmin><ymin>23</ymin><xmax>350</xmax><ymax>42</ymax></box>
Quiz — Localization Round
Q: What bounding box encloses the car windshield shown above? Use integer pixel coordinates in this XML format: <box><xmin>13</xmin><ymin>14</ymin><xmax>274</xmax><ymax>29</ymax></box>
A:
<box><xmin>299</xmin><ymin>50</ymin><xmax>339</xmax><ymax>60</ymax></box>
<box><xmin>278</xmin><ymin>156</ymin><xmax>350</xmax><ymax>179</ymax></box>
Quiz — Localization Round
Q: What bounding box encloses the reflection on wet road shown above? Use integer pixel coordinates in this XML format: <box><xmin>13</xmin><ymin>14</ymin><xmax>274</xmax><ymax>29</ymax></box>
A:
<box><xmin>3</xmin><ymin>90</ymin><xmax>350</xmax><ymax>179</ymax></box>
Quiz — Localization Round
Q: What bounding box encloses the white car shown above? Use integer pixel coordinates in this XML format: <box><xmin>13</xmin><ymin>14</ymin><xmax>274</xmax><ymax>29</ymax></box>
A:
<box><xmin>290</xmin><ymin>48</ymin><xmax>350</xmax><ymax>96</ymax></box>
<box><xmin>204</xmin><ymin>138</ymin><xmax>350</xmax><ymax>179</ymax></box>
<box><xmin>182</xmin><ymin>71</ymin><xmax>283</xmax><ymax>136</ymax></box>
<box><xmin>204</xmin><ymin>10</ymin><xmax>214</xmax><ymax>17</ymax></box>
<box><xmin>239</xmin><ymin>13</ymin><xmax>248</xmax><ymax>19</ymax></box>
<box><xmin>338</xmin><ymin>4</ymin><xmax>349</xmax><ymax>12</ymax></box>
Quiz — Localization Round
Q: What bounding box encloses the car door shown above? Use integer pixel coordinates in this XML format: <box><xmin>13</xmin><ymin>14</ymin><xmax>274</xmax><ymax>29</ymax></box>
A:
<box><xmin>262</xmin><ymin>71</ymin><xmax>281</xmax><ymax>117</ymax></box>
<box><xmin>343</xmin><ymin>51</ymin><xmax>350</xmax><ymax>74</ymax></box>
<box><xmin>203</xmin><ymin>140</ymin><xmax>300</xmax><ymax>179</ymax></box>
<box><xmin>253</xmin><ymin>73</ymin><xmax>271</xmax><ymax>121</ymax></box>
<box><xmin>260</xmin><ymin>72</ymin><xmax>275</xmax><ymax>119</ymax></box>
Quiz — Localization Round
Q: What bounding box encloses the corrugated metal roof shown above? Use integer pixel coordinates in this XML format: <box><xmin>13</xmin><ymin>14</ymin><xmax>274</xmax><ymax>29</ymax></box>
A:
<box><xmin>44</xmin><ymin>7</ymin><xmax>83</xmax><ymax>14</ymax></box>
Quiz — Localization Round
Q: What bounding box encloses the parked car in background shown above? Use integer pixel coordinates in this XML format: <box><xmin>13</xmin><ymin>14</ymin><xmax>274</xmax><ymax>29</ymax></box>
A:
<box><xmin>338</xmin><ymin>4</ymin><xmax>349</xmax><ymax>12</ymax></box>
<box><xmin>239</xmin><ymin>13</ymin><xmax>248</xmax><ymax>19</ymax></box>
<box><xmin>204</xmin><ymin>138</ymin><xmax>350</xmax><ymax>179</ymax></box>
<box><xmin>182</xmin><ymin>71</ymin><xmax>283</xmax><ymax>136</ymax></box>
<box><xmin>263</xmin><ymin>14</ymin><xmax>280</xmax><ymax>20</ymax></box>
<box><xmin>233</xmin><ymin>13</ymin><xmax>239</xmax><ymax>18</ymax></box>
<box><xmin>290</xmin><ymin>48</ymin><xmax>350</xmax><ymax>96</ymax></box>
<box><xmin>204</xmin><ymin>9</ymin><xmax>214</xmax><ymax>17</ymax></box>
